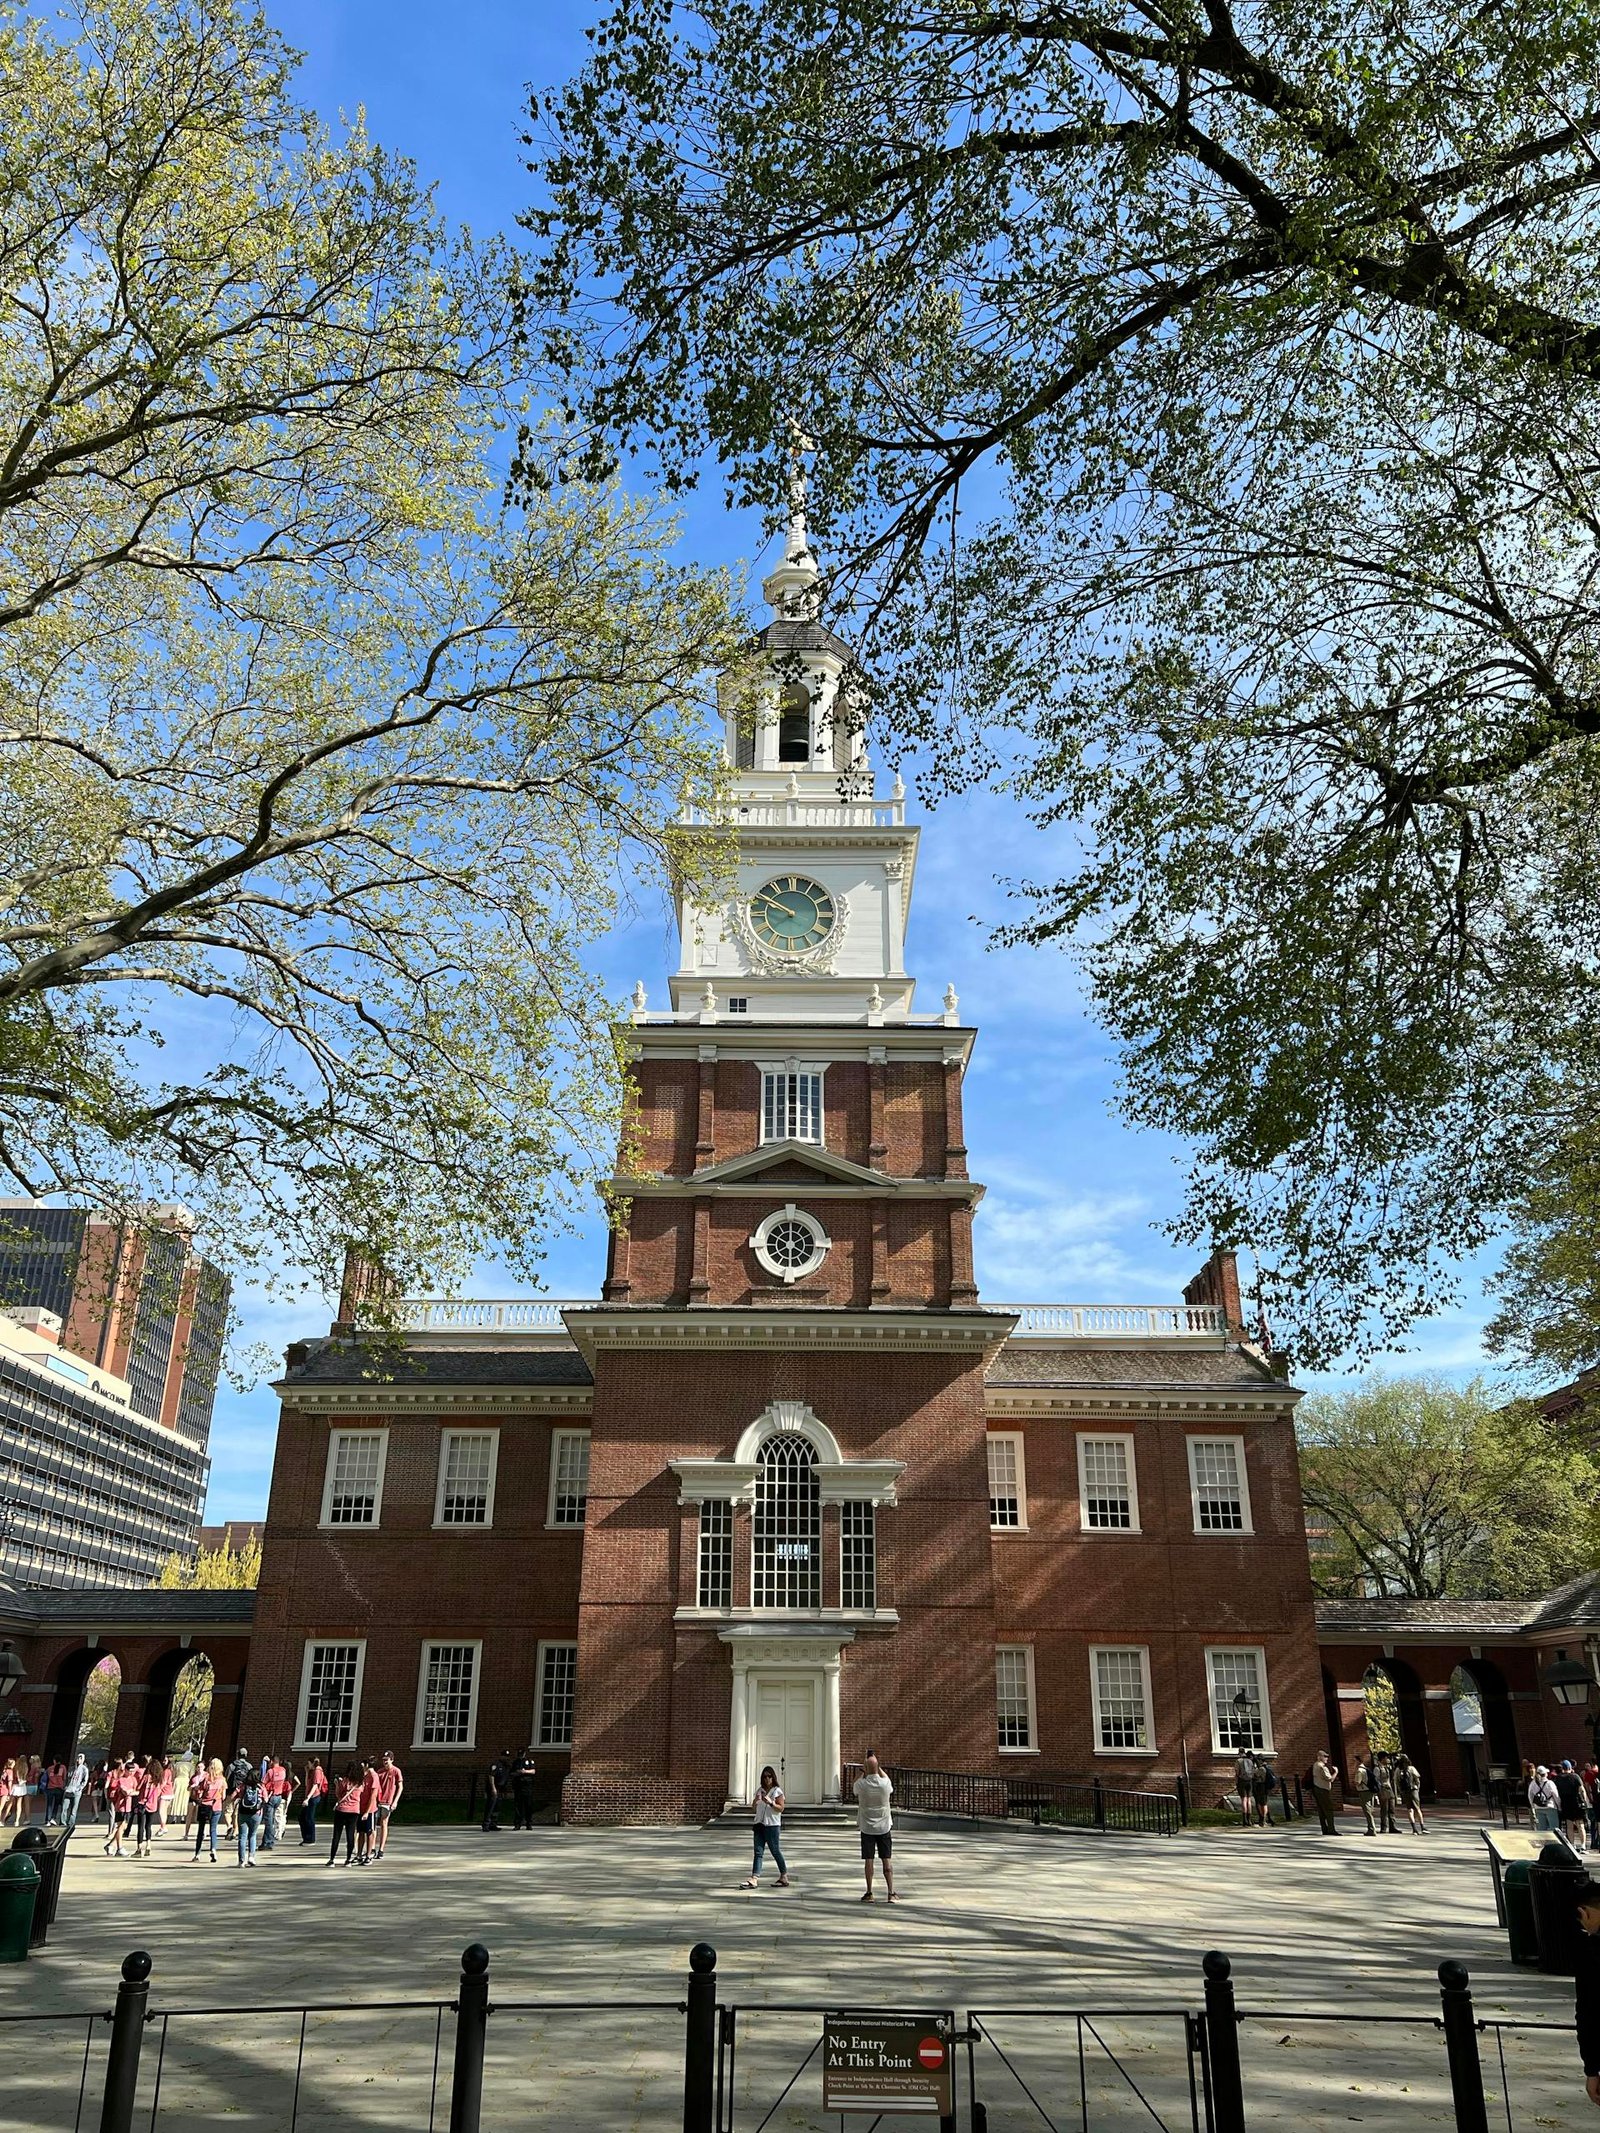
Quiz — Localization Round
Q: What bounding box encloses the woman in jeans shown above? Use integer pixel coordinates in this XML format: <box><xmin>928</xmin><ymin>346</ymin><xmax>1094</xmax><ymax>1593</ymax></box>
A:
<box><xmin>230</xmin><ymin>1764</ymin><xmax>266</xmax><ymax>1866</ymax></box>
<box><xmin>742</xmin><ymin>1766</ymin><xmax>790</xmax><ymax>1888</ymax></box>
<box><xmin>326</xmin><ymin>1763</ymin><xmax>363</xmax><ymax>1866</ymax></box>
<box><xmin>190</xmin><ymin>1759</ymin><xmax>226</xmax><ymax>1863</ymax></box>
<box><xmin>299</xmin><ymin>1757</ymin><xmax>328</xmax><ymax>1844</ymax></box>
<box><xmin>131</xmin><ymin>1757</ymin><xmax>162</xmax><ymax>1858</ymax></box>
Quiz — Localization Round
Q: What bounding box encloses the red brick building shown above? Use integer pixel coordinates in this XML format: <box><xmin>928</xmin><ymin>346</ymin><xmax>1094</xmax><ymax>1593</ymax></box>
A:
<box><xmin>237</xmin><ymin>513</ymin><xmax>1326</xmax><ymax>1819</ymax></box>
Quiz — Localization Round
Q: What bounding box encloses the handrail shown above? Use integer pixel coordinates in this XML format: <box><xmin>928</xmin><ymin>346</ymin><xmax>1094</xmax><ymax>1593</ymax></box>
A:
<box><xmin>840</xmin><ymin>1761</ymin><xmax>1182</xmax><ymax>1836</ymax></box>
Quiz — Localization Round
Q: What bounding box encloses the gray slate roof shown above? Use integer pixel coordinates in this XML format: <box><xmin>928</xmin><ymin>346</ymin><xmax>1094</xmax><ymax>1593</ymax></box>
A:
<box><xmin>1315</xmin><ymin>1596</ymin><xmax>1534</xmax><ymax>1633</ymax></box>
<box><xmin>987</xmin><ymin>1345</ymin><xmax>1283</xmax><ymax>1391</ymax></box>
<box><xmin>283</xmin><ymin>1339</ymin><xmax>593</xmax><ymax>1388</ymax></box>
<box><xmin>0</xmin><ymin>1584</ymin><xmax>256</xmax><ymax>1631</ymax></box>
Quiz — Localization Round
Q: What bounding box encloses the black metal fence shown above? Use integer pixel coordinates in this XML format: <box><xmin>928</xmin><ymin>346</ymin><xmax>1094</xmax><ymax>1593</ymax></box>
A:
<box><xmin>840</xmin><ymin>1761</ymin><xmax>1185</xmax><ymax>1836</ymax></box>
<box><xmin>12</xmin><ymin>1939</ymin><xmax>1577</xmax><ymax>2133</ymax></box>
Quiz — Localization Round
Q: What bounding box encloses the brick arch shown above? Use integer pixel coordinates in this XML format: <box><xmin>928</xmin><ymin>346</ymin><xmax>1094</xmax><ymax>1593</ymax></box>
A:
<box><xmin>42</xmin><ymin>1646</ymin><xmax>118</xmax><ymax>1762</ymax></box>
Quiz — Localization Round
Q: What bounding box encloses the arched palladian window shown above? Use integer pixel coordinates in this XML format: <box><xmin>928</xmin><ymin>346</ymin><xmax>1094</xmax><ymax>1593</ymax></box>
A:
<box><xmin>753</xmin><ymin>1432</ymin><xmax>820</xmax><ymax>1608</ymax></box>
<box><xmin>777</xmin><ymin>684</ymin><xmax>812</xmax><ymax>764</ymax></box>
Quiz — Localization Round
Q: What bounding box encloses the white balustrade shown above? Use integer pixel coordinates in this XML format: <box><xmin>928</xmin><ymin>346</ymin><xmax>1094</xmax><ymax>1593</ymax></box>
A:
<box><xmin>997</xmin><ymin>1304</ymin><xmax>1226</xmax><ymax>1336</ymax></box>
<box><xmin>388</xmin><ymin>1298</ymin><xmax>1225</xmax><ymax>1337</ymax></box>
<box><xmin>678</xmin><ymin>798</ymin><xmax>906</xmax><ymax>828</ymax></box>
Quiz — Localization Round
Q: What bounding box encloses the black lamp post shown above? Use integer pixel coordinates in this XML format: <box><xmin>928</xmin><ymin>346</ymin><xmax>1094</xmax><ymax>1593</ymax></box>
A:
<box><xmin>1231</xmin><ymin>1686</ymin><xmax>1260</xmax><ymax>1749</ymax></box>
<box><xmin>0</xmin><ymin>1643</ymin><xmax>22</xmax><ymax>1702</ymax></box>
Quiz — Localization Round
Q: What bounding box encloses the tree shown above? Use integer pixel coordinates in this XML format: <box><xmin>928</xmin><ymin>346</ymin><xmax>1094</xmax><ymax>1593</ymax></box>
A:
<box><xmin>2</xmin><ymin>0</ymin><xmax>736</xmax><ymax>1308</ymax></box>
<box><xmin>1298</xmin><ymin>1375</ymin><xmax>1600</xmax><ymax>1599</ymax></box>
<box><xmin>76</xmin><ymin>1656</ymin><xmax>119</xmax><ymax>1752</ymax></box>
<box><xmin>528</xmin><ymin>0</ymin><xmax>1600</xmax><ymax>1363</ymax></box>
<box><xmin>154</xmin><ymin>1525</ymin><xmax>260</xmax><ymax>1588</ymax></box>
<box><xmin>164</xmin><ymin>1655</ymin><xmax>214</xmax><ymax>1755</ymax></box>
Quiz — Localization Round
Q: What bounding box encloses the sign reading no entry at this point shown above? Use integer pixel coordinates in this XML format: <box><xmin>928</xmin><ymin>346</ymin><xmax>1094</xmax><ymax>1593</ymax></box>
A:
<box><xmin>823</xmin><ymin>2015</ymin><xmax>954</xmax><ymax>2116</ymax></box>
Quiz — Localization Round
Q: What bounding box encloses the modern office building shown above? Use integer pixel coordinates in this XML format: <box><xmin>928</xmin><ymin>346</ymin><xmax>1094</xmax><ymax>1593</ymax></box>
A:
<box><xmin>0</xmin><ymin>1203</ymin><xmax>229</xmax><ymax>1587</ymax></box>
<box><xmin>238</xmin><ymin>509</ymin><xmax>1325</xmax><ymax>1817</ymax></box>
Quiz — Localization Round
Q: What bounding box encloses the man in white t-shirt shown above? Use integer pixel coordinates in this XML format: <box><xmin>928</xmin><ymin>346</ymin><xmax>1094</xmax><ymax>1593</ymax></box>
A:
<box><xmin>853</xmin><ymin>1752</ymin><xmax>896</xmax><ymax>1902</ymax></box>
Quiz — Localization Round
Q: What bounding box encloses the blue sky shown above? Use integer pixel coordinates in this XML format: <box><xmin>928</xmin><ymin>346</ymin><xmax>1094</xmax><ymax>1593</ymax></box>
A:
<box><xmin>201</xmin><ymin>0</ymin><xmax>1504</xmax><ymax>1520</ymax></box>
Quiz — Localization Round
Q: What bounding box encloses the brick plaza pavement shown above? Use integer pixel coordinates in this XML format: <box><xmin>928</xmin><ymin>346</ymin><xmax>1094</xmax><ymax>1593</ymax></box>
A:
<box><xmin>0</xmin><ymin>1812</ymin><xmax>1586</xmax><ymax>2129</ymax></box>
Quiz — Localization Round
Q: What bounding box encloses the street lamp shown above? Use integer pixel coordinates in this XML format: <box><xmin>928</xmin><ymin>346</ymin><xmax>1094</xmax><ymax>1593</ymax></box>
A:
<box><xmin>0</xmin><ymin>1644</ymin><xmax>22</xmax><ymax>1701</ymax></box>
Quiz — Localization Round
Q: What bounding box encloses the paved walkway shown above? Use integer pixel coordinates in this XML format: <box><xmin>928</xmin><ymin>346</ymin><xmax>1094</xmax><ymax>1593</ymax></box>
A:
<box><xmin>0</xmin><ymin>1812</ymin><xmax>1585</xmax><ymax>2129</ymax></box>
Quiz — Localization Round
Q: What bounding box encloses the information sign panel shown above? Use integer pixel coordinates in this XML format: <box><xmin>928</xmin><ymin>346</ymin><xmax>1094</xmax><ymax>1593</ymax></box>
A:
<box><xmin>822</xmin><ymin>2014</ymin><xmax>953</xmax><ymax>2116</ymax></box>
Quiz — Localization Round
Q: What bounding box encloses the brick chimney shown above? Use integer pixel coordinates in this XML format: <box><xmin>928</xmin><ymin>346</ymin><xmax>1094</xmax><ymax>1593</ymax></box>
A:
<box><xmin>331</xmin><ymin>1246</ymin><xmax>399</xmax><ymax>1337</ymax></box>
<box><xmin>1182</xmin><ymin>1247</ymin><xmax>1243</xmax><ymax>1334</ymax></box>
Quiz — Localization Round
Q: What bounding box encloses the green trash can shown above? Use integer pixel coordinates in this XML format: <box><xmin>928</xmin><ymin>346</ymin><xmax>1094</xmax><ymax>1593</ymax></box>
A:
<box><xmin>1504</xmin><ymin>1859</ymin><xmax>1539</xmax><ymax>1965</ymax></box>
<box><xmin>0</xmin><ymin>1852</ymin><xmax>39</xmax><ymax>1964</ymax></box>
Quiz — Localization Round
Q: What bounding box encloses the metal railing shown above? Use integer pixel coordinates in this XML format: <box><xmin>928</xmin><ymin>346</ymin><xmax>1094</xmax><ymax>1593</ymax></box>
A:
<box><xmin>12</xmin><ymin>1940</ymin><xmax>1577</xmax><ymax>2133</ymax></box>
<box><xmin>840</xmin><ymin>1761</ymin><xmax>1184</xmax><ymax>1836</ymax></box>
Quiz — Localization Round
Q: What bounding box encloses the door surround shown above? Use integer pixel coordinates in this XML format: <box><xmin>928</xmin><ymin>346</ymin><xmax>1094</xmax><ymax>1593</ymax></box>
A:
<box><xmin>719</xmin><ymin>1626</ymin><xmax>855</xmax><ymax>1806</ymax></box>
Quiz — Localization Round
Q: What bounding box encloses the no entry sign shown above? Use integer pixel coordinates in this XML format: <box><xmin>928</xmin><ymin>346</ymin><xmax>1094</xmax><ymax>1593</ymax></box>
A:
<box><xmin>822</xmin><ymin>2015</ymin><xmax>953</xmax><ymax>2116</ymax></box>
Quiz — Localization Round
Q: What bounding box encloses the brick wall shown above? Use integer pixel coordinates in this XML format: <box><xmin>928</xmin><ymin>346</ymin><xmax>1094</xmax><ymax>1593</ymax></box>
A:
<box><xmin>240</xmin><ymin>1399</ymin><xmax>590</xmax><ymax>1786</ymax></box>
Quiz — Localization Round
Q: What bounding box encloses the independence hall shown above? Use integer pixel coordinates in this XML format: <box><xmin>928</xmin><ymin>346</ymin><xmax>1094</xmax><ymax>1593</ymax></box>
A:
<box><xmin>236</xmin><ymin>513</ymin><xmax>1323</xmax><ymax>1820</ymax></box>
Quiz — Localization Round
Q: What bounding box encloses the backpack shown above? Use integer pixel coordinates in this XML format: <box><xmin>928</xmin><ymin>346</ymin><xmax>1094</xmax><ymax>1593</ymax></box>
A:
<box><xmin>239</xmin><ymin>1780</ymin><xmax>264</xmax><ymax>1815</ymax></box>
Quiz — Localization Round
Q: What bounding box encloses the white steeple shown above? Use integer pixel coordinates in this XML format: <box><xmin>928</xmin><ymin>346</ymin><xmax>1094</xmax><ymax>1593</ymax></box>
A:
<box><xmin>672</xmin><ymin>437</ymin><xmax>924</xmax><ymax>1023</ymax></box>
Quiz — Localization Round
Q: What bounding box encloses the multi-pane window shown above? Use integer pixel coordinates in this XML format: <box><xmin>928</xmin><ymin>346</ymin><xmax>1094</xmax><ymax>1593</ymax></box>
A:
<box><xmin>1208</xmin><ymin>1648</ymin><xmax>1271</xmax><ymax>1752</ymax></box>
<box><xmin>415</xmin><ymin>1641</ymin><xmax>480</xmax><ymax>1747</ymax></box>
<box><xmin>698</xmin><ymin>1499</ymin><xmax>733</xmax><ymax>1608</ymax></box>
<box><xmin>296</xmin><ymin>1641</ymin><xmax>364</xmax><ymax>1750</ymax></box>
<box><xmin>753</xmin><ymin>1432</ymin><xmax>821</xmax><ymax>1609</ymax></box>
<box><xmin>436</xmin><ymin>1431</ymin><xmax>497</xmax><ymax>1527</ymax></box>
<box><xmin>1189</xmin><ymin>1437</ymin><xmax>1250</xmax><ymax>1533</ymax></box>
<box><xmin>321</xmin><ymin>1431</ymin><xmax>386</xmax><ymax>1527</ymax></box>
<box><xmin>1079</xmin><ymin>1436</ymin><xmax>1136</xmax><ymax>1531</ymax></box>
<box><xmin>761</xmin><ymin>1069</ymin><xmax>824</xmax><ymax>1144</ymax></box>
<box><xmin>548</xmin><ymin>1430</ymin><xmax>591</xmax><ymax>1527</ymax></box>
<box><xmin>996</xmin><ymin>1646</ymin><xmax>1036</xmax><ymax>1752</ymax></box>
<box><xmin>537</xmin><ymin>1642</ymin><xmax>578</xmax><ymax>1748</ymax></box>
<box><xmin>841</xmin><ymin>1501</ymin><xmax>876</xmax><ymax>1609</ymax></box>
<box><xmin>1092</xmin><ymin>1647</ymin><xmax>1153</xmax><ymax>1752</ymax></box>
<box><xmin>987</xmin><ymin>1434</ymin><xmax>1025</xmax><ymax>1530</ymax></box>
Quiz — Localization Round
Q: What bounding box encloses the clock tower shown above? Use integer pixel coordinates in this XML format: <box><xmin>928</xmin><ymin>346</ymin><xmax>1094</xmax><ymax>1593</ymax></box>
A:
<box><xmin>668</xmin><ymin>480</ymin><xmax>924</xmax><ymax>1025</ymax></box>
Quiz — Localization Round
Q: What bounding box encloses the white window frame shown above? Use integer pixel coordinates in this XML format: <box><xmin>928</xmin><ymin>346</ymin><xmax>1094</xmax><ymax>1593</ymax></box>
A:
<box><xmin>292</xmin><ymin>1638</ymin><xmax>367</xmax><ymax>1753</ymax></box>
<box><xmin>749</xmin><ymin>1202</ymin><xmax>831</xmax><ymax>1285</ymax></box>
<box><xmin>1077</xmin><ymin>1432</ymin><xmax>1140</xmax><ymax>1534</ymax></box>
<box><xmin>433</xmin><ymin>1428</ymin><xmax>499</xmax><ymax>1529</ymax></box>
<box><xmin>318</xmin><ymin>1429</ymin><xmax>389</xmax><ymax>1531</ymax></box>
<box><xmin>995</xmin><ymin>1643</ymin><xmax>1040</xmax><ymax>1756</ymax></box>
<box><xmin>987</xmin><ymin>1432</ymin><xmax>1028</xmax><ymax>1532</ymax></box>
<box><xmin>1089</xmin><ymin>1645</ymin><xmax>1157</xmax><ymax>1757</ymax></box>
<box><xmin>1205</xmin><ymin>1646</ymin><xmax>1275</xmax><ymax>1754</ymax></box>
<box><xmin>697</xmin><ymin>1498</ymin><xmax>733</xmax><ymax>1609</ymax></box>
<box><xmin>757</xmin><ymin>1059</ymin><xmax>828</xmax><ymax>1145</ymax></box>
<box><xmin>1187</xmin><ymin>1435</ymin><xmax>1253</xmax><ymax>1536</ymax></box>
<box><xmin>411</xmin><ymin>1638</ymin><xmax>483</xmax><ymax>1751</ymax></box>
<box><xmin>535</xmin><ymin>1639</ymin><xmax>578</xmax><ymax>1749</ymax></box>
<box><xmin>546</xmin><ymin>1429</ymin><xmax>591</xmax><ymax>1529</ymax></box>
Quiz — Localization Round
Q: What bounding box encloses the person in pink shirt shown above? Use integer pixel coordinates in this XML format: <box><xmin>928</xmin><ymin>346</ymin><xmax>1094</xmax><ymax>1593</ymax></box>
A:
<box><xmin>189</xmin><ymin>1758</ymin><xmax>227</xmax><ymax>1863</ymax></box>
<box><xmin>371</xmin><ymin>1751</ymin><xmax>405</xmax><ymax>1861</ymax></box>
<box><xmin>354</xmin><ymin>1758</ymin><xmax>380</xmax><ymax>1865</ymax></box>
<box><xmin>155</xmin><ymin>1760</ymin><xmax>176</xmax><ymax>1835</ymax></box>
<box><xmin>327</xmin><ymin>1762</ymin><xmax>363</xmax><ymax>1866</ymax></box>
<box><xmin>260</xmin><ymin>1754</ymin><xmax>295</xmax><ymax>1851</ymax></box>
<box><xmin>103</xmin><ymin>1757</ymin><xmax>137</xmax><ymax>1858</ymax></box>
<box><xmin>132</xmin><ymin>1756</ymin><xmax>164</xmax><ymax>1857</ymax></box>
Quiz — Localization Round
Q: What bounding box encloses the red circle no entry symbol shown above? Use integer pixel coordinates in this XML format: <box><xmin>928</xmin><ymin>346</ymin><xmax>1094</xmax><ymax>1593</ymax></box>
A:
<box><xmin>918</xmin><ymin>2039</ymin><xmax>944</xmax><ymax>2070</ymax></box>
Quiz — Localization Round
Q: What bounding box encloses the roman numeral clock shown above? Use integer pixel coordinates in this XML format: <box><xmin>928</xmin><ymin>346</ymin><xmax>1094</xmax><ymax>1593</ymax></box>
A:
<box><xmin>748</xmin><ymin>876</ymin><xmax>837</xmax><ymax>953</ymax></box>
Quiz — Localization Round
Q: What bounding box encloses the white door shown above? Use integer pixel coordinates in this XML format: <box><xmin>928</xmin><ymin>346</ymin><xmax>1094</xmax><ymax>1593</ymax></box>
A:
<box><xmin>752</xmin><ymin>1676</ymin><xmax>818</xmax><ymax>1804</ymax></box>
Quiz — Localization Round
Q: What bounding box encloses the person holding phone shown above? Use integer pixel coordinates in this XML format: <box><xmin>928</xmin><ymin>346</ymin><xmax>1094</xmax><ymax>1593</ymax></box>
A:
<box><xmin>743</xmin><ymin>1765</ymin><xmax>790</xmax><ymax>1888</ymax></box>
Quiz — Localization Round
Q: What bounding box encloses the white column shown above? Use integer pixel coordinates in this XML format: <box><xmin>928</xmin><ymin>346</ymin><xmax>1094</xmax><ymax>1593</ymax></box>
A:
<box><xmin>727</xmin><ymin>1661</ymin><xmax>749</xmax><ymax>1805</ymax></box>
<box><xmin>822</xmin><ymin>1658</ymin><xmax>842</xmax><ymax>1802</ymax></box>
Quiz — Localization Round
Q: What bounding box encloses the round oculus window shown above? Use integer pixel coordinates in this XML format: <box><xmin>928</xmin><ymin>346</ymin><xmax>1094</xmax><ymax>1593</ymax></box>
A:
<box><xmin>750</xmin><ymin>1204</ymin><xmax>830</xmax><ymax>1284</ymax></box>
<box><xmin>747</xmin><ymin>875</ymin><xmax>836</xmax><ymax>953</ymax></box>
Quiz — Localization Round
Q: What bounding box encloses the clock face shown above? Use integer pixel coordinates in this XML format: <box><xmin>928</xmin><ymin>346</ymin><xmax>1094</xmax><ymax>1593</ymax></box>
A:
<box><xmin>748</xmin><ymin>875</ymin><xmax>837</xmax><ymax>953</ymax></box>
